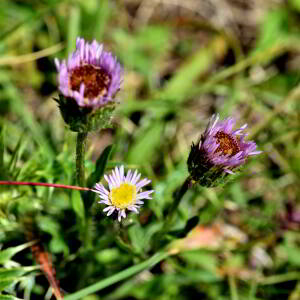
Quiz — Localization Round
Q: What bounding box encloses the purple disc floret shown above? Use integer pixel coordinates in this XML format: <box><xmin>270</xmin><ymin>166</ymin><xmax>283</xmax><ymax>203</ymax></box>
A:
<box><xmin>55</xmin><ymin>37</ymin><xmax>123</xmax><ymax>108</ymax></box>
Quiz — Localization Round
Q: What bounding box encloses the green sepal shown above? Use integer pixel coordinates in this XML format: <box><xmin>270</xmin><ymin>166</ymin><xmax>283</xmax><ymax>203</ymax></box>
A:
<box><xmin>54</xmin><ymin>94</ymin><xmax>116</xmax><ymax>132</ymax></box>
<box><xmin>187</xmin><ymin>143</ymin><xmax>240</xmax><ymax>188</ymax></box>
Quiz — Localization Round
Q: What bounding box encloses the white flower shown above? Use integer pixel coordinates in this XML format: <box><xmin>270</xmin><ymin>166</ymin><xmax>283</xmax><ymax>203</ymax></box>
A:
<box><xmin>93</xmin><ymin>166</ymin><xmax>154</xmax><ymax>221</ymax></box>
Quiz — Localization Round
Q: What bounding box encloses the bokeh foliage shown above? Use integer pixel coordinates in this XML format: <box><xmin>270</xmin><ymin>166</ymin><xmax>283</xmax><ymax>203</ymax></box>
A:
<box><xmin>1</xmin><ymin>0</ymin><xmax>300</xmax><ymax>299</ymax></box>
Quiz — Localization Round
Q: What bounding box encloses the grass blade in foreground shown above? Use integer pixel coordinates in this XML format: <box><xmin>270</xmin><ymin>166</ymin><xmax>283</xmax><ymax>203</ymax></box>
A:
<box><xmin>64</xmin><ymin>252</ymin><xmax>169</xmax><ymax>300</ymax></box>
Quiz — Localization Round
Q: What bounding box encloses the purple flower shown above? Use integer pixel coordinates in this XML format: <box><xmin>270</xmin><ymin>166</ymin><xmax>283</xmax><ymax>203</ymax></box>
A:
<box><xmin>55</xmin><ymin>37</ymin><xmax>123</xmax><ymax>108</ymax></box>
<box><xmin>188</xmin><ymin>114</ymin><xmax>262</xmax><ymax>187</ymax></box>
<box><xmin>92</xmin><ymin>166</ymin><xmax>154</xmax><ymax>222</ymax></box>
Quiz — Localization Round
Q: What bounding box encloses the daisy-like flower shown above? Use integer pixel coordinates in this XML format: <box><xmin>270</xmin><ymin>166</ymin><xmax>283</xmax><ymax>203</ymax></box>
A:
<box><xmin>187</xmin><ymin>114</ymin><xmax>261</xmax><ymax>187</ymax></box>
<box><xmin>93</xmin><ymin>166</ymin><xmax>154</xmax><ymax>222</ymax></box>
<box><xmin>55</xmin><ymin>37</ymin><xmax>123</xmax><ymax>108</ymax></box>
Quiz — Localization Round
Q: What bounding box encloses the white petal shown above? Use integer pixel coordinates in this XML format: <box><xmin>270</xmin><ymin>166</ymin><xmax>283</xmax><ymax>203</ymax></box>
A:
<box><xmin>128</xmin><ymin>205</ymin><xmax>139</xmax><ymax>213</ymax></box>
<box><xmin>224</xmin><ymin>169</ymin><xmax>234</xmax><ymax>174</ymax></box>
<box><xmin>118</xmin><ymin>210</ymin><xmax>122</xmax><ymax>222</ymax></box>
<box><xmin>249</xmin><ymin>150</ymin><xmax>262</xmax><ymax>156</ymax></box>
<box><xmin>95</xmin><ymin>183</ymin><xmax>109</xmax><ymax>195</ymax></box>
<box><xmin>104</xmin><ymin>175</ymin><xmax>112</xmax><ymax>187</ymax></box>
<box><xmin>99</xmin><ymin>199</ymin><xmax>110</xmax><ymax>205</ymax></box>
<box><xmin>103</xmin><ymin>206</ymin><xmax>112</xmax><ymax>212</ymax></box>
<box><xmin>120</xmin><ymin>165</ymin><xmax>124</xmax><ymax>182</ymax></box>
<box><xmin>132</xmin><ymin>173</ymin><xmax>141</xmax><ymax>185</ymax></box>
<box><xmin>108</xmin><ymin>174</ymin><xmax>116</xmax><ymax>188</ymax></box>
<box><xmin>136</xmin><ymin>178</ymin><xmax>151</xmax><ymax>190</ymax></box>
<box><xmin>130</xmin><ymin>170</ymin><xmax>138</xmax><ymax>184</ymax></box>
<box><xmin>107</xmin><ymin>207</ymin><xmax>115</xmax><ymax>216</ymax></box>
<box><xmin>96</xmin><ymin>44</ymin><xmax>103</xmax><ymax>59</ymax></box>
<box><xmin>115</xmin><ymin>166</ymin><xmax>121</xmax><ymax>184</ymax></box>
<box><xmin>54</xmin><ymin>58</ymin><xmax>60</xmax><ymax>70</ymax></box>
<box><xmin>112</xmin><ymin>170</ymin><xmax>120</xmax><ymax>186</ymax></box>
<box><xmin>125</xmin><ymin>170</ymin><xmax>132</xmax><ymax>182</ymax></box>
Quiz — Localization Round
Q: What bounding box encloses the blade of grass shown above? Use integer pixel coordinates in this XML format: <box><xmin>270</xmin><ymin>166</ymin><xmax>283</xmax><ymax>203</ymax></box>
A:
<box><xmin>0</xmin><ymin>75</ymin><xmax>55</xmax><ymax>158</ymax></box>
<box><xmin>64</xmin><ymin>252</ymin><xmax>169</xmax><ymax>300</ymax></box>
<box><xmin>0</xmin><ymin>0</ymin><xmax>69</xmax><ymax>41</ymax></box>
<box><xmin>67</xmin><ymin>4</ymin><xmax>81</xmax><ymax>54</ymax></box>
<box><xmin>189</xmin><ymin>38</ymin><xmax>300</xmax><ymax>98</ymax></box>
<box><xmin>160</xmin><ymin>36</ymin><xmax>228</xmax><ymax>103</ymax></box>
<box><xmin>92</xmin><ymin>0</ymin><xmax>111</xmax><ymax>39</ymax></box>
<box><xmin>0</xmin><ymin>43</ymin><xmax>63</xmax><ymax>66</ymax></box>
<box><xmin>0</xmin><ymin>125</ymin><xmax>4</xmax><ymax>168</ymax></box>
<box><xmin>229</xmin><ymin>275</ymin><xmax>239</xmax><ymax>300</ymax></box>
<box><xmin>249</xmin><ymin>84</ymin><xmax>300</xmax><ymax>139</ymax></box>
<box><xmin>258</xmin><ymin>272</ymin><xmax>300</xmax><ymax>285</ymax></box>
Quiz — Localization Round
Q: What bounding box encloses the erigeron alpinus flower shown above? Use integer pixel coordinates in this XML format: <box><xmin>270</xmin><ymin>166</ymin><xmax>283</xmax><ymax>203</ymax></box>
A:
<box><xmin>55</xmin><ymin>37</ymin><xmax>123</xmax><ymax>109</ymax></box>
<box><xmin>187</xmin><ymin>114</ymin><xmax>262</xmax><ymax>187</ymax></box>
<box><xmin>93</xmin><ymin>166</ymin><xmax>154</xmax><ymax>221</ymax></box>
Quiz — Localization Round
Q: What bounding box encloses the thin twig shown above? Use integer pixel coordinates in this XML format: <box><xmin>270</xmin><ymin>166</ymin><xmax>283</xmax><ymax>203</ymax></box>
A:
<box><xmin>0</xmin><ymin>43</ymin><xmax>64</xmax><ymax>66</ymax></box>
<box><xmin>0</xmin><ymin>181</ymin><xmax>91</xmax><ymax>191</ymax></box>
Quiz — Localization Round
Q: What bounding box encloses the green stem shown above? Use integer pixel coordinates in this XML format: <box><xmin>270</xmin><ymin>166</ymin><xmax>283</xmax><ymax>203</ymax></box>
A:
<box><xmin>153</xmin><ymin>177</ymin><xmax>191</xmax><ymax>250</ymax></box>
<box><xmin>229</xmin><ymin>275</ymin><xmax>239</xmax><ymax>300</ymax></box>
<box><xmin>258</xmin><ymin>272</ymin><xmax>300</xmax><ymax>285</ymax></box>
<box><xmin>64</xmin><ymin>252</ymin><xmax>169</xmax><ymax>300</ymax></box>
<box><xmin>76</xmin><ymin>132</ymin><xmax>88</xmax><ymax>186</ymax></box>
<box><xmin>164</xmin><ymin>176</ymin><xmax>192</xmax><ymax>230</ymax></box>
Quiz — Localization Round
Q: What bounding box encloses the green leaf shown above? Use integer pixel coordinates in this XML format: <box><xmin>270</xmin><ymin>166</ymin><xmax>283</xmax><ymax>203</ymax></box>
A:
<box><xmin>8</xmin><ymin>133</ymin><xmax>26</xmax><ymax>175</ymax></box>
<box><xmin>92</xmin><ymin>0</ymin><xmax>112</xmax><ymax>39</ymax></box>
<box><xmin>180</xmin><ymin>269</ymin><xmax>222</xmax><ymax>283</ymax></box>
<box><xmin>0</xmin><ymin>278</ymin><xmax>16</xmax><ymax>291</ymax></box>
<box><xmin>87</xmin><ymin>145</ymin><xmax>113</xmax><ymax>188</ymax></box>
<box><xmin>85</xmin><ymin>144</ymin><xmax>113</xmax><ymax>210</ymax></box>
<box><xmin>284</xmin><ymin>246</ymin><xmax>300</xmax><ymax>267</ymax></box>
<box><xmin>180</xmin><ymin>250</ymin><xmax>218</xmax><ymax>273</ymax></box>
<box><xmin>0</xmin><ymin>125</ymin><xmax>5</xmax><ymax>181</ymax></box>
<box><xmin>128</xmin><ymin>224</ymin><xmax>145</xmax><ymax>255</ymax></box>
<box><xmin>0</xmin><ymin>74</ymin><xmax>54</xmax><ymax>158</ymax></box>
<box><xmin>113</xmin><ymin>26</ymin><xmax>171</xmax><ymax>76</ymax></box>
<box><xmin>64</xmin><ymin>252</ymin><xmax>169</xmax><ymax>300</ymax></box>
<box><xmin>255</xmin><ymin>9</ymin><xmax>290</xmax><ymax>53</ymax></box>
<box><xmin>0</xmin><ymin>242</ymin><xmax>34</xmax><ymax>264</ymax></box>
<box><xmin>160</xmin><ymin>37</ymin><xmax>227</xmax><ymax>102</ymax></box>
<box><xmin>127</xmin><ymin>121</ymin><xmax>164</xmax><ymax>165</ymax></box>
<box><xmin>67</xmin><ymin>5</ymin><xmax>81</xmax><ymax>55</ymax></box>
<box><xmin>289</xmin><ymin>0</ymin><xmax>300</xmax><ymax>11</ymax></box>
<box><xmin>0</xmin><ymin>125</ymin><xmax>4</xmax><ymax>168</ymax></box>
<box><xmin>0</xmin><ymin>294</ymin><xmax>24</xmax><ymax>300</ymax></box>
<box><xmin>37</xmin><ymin>216</ymin><xmax>69</xmax><ymax>255</ymax></box>
<box><xmin>0</xmin><ymin>267</ymin><xmax>36</xmax><ymax>279</ymax></box>
<box><xmin>71</xmin><ymin>190</ymin><xmax>85</xmax><ymax>222</ymax></box>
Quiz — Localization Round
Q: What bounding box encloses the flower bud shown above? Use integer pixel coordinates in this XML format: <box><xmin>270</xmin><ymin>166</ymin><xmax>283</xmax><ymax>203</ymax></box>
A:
<box><xmin>54</xmin><ymin>37</ymin><xmax>123</xmax><ymax>132</ymax></box>
<box><xmin>187</xmin><ymin>114</ymin><xmax>261</xmax><ymax>187</ymax></box>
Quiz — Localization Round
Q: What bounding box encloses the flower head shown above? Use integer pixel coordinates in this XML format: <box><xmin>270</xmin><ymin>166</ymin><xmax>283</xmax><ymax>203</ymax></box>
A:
<box><xmin>55</xmin><ymin>37</ymin><xmax>123</xmax><ymax>108</ymax></box>
<box><xmin>187</xmin><ymin>114</ymin><xmax>261</xmax><ymax>187</ymax></box>
<box><xmin>93</xmin><ymin>166</ymin><xmax>154</xmax><ymax>222</ymax></box>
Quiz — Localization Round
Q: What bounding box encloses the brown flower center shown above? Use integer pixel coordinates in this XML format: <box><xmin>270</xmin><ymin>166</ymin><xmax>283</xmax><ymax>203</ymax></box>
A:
<box><xmin>214</xmin><ymin>131</ymin><xmax>240</xmax><ymax>157</ymax></box>
<box><xmin>69</xmin><ymin>65</ymin><xmax>111</xmax><ymax>99</ymax></box>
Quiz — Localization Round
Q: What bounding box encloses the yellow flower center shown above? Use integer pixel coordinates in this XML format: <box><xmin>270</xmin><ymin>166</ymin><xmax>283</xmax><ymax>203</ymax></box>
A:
<box><xmin>110</xmin><ymin>183</ymin><xmax>137</xmax><ymax>209</ymax></box>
